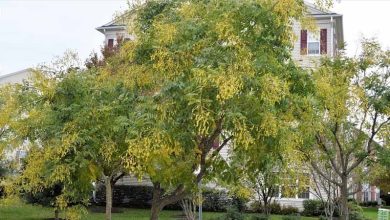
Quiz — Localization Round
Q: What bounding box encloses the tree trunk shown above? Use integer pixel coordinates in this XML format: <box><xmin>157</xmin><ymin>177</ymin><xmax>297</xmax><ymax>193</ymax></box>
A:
<box><xmin>263</xmin><ymin>197</ymin><xmax>270</xmax><ymax>215</ymax></box>
<box><xmin>150</xmin><ymin>183</ymin><xmax>163</xmax><ymax>220</ymax></box>
<box><xmin>54</xmin><ymin>209</ymin><xmax>59</xmax><ymax>220</ymax></box>
<box><xmin>105</xmin><ymin>176</ymin><xmax>113</xmax><ymax>220</ymax></box>
<box><xmin>150</xmin><ymin>202</ymin><xmax>163</xmax><ymax>220</ymax></box>
<box><xmin>339</xmin><ymin>176</ymin><xmax>349</xmax><ymax>220</ymax></box>
<box><xmin>150</xmin><ymin>182</ymin><xmax>187</xmax><ymax>220</ymax></box>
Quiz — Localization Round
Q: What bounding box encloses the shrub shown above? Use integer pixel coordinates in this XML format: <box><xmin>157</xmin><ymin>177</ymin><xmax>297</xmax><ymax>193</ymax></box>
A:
<box><xmin>348</xmin><ymin>202</ymin><xmax>368</xmax><ymax>220</ymax></box>
<box><xmin>249</xmin><ymin>201</ymin><xmax>262</xmax><ymax>213</ymax></box>
<box><xmin>251</xmin><ymin>214</ymin><xmax>269</xmax><ymax>220</ymax></box>
<box><xmin>303</xmin><ymin>199</ymin><xmax>324</xmax><ymax>216</ymax></box>
<box><xmin>232</xmin><ymin>196</ymin><xmax>249</xmax><ymax>212</ymax></box>
<box><xmin>216</xmin><ymin>206</ymin><xmax>245</xmax><ymax>220</ymax></box>
<box><xmin>280</xmin><ymin>206</ymin><xmax>299</xmax><ymax>215</ymax></box>
<box><xmin>94</xmin><ymin>184</ymin><xmax>154</xmax><ymax>208</ymax></box>
<box><xmin>359</xmin><ymin>201</ymin><xmax>378</xmax><ymax>207</ymax></box>
<box><xmin>281</xmin><ymin>214</ymin><xmax>301</xmax><ymax>220</ymax></box>
<box><xmin>201</xmin><ymin>188</ymin><xmax>233</xmax><ymax>212</ymax></box>
<box><xmin>269</xmin><ymin>202</ymin><xmax>282</xmax><ymax>214</ymax></box>
<box><xmin>349</xmin><ymin>211</ymin><xmax>368</xmax><ymax>220</ymax></box>
<box><xmin>348</xmin><ymin>202</ymin><xmax>363</xmax><ymax>213</ymax></box>
<box><xmin>24</xmin><ymin>184</ymin><xmax>62</xmax><ymax>206</ymax></box>
<box><xmin>381</xmin><ymin>194</ymin><xmax>390</xmax><ymax>206</ymax></box>
<box><xmin>348</xmin><ymin>198</ymin><xmax>357</xmax><ymax>204</ymax></box>
<box><xmin>95</xmin><ymin>185</ymin><xmax>235</xmax><ymax>211</ymax></box>
<box><xmin>319</xmin><ymin>215</ymin><xmax>327</xmax><ymax>220</ymax></box>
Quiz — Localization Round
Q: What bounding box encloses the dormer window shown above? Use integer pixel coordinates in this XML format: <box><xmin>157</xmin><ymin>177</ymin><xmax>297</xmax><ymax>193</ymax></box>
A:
<box><xmin>300</xmin><ymin>29</ymin><xmax>327</xmax><ymax>55</ymax></box>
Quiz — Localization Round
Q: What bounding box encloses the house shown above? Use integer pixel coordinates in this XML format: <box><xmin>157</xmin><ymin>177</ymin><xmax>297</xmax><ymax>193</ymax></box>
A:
<box><xmin>96</xmin><ymin>2</ymin><xmax>380</xmax><ymax>210</ymax></box>
<box><xmin>0</xmin><ymin>69</ymin><xmax>31</xmax><ymax>85</ymax></box>
<box><xmin>0</xmin><ymin>0</ymin><xmax>377</xmax><ymax>211</ymax></box>
<box><xmin>0</xmin><ymin>69</ymin><xmax>32</xmax><ymax>166</ymax></box>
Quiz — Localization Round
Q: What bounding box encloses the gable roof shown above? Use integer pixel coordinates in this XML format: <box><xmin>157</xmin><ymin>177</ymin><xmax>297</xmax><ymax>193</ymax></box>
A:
<box><xmin>96</xmin><ymin>12</ymin><xmax>134</xmax><ymax>34</ymax></box>
<box><xmin>96</xmin><ymin>2</ymin><xmax>343</xmax><ymax>45</ymax></box>
<box><xmin>305</xmin><ymin>1</ymin><xmax>341</xmax><ymax>16</ymax></box>
<box><xmin>0</xmin><ymin>68</ymin><xmax>31</xmax><ymax>85</ymax></box>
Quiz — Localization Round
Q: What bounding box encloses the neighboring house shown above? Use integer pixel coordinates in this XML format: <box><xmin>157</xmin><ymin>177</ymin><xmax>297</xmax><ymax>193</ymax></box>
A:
<box><xmin>0</xmin><ymin>69</ymin><xmax>32</xmax><ymax>165</ymax></box>
<box><xmin>96</xmin><ymin>13</ymin><xmax>134</xmax><ymax>48</ymax></box>
<box><xmin>0</xmin><ymin>69</ymin><xmax>31</xmax><ymax>85</ymax></box>
<box><xmin>292</xmin><ymin>3</ymin><xmax>343</xmax><ymax>68</ymax></box>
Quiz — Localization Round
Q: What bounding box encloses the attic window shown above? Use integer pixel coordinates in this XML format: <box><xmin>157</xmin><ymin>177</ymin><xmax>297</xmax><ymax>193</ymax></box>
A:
<box><xmin>300</xmin><ymin>29</ymin><xmax>327</xmax><ymax>55</ymax></box>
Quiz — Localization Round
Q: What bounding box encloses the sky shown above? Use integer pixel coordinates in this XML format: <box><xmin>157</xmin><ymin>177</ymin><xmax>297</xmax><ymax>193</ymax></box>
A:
<box><xmin>0</xmin><ymin>0</ymin><xmax>389</xmax><ymax>75</ymax></box>
<box><xmin>0</xmin><ymin>0</ymin><xmax>128</xmax><ymax>75</ymax></box>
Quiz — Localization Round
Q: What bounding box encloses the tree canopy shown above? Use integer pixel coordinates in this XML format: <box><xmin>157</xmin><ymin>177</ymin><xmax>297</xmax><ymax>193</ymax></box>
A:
<box><xmin>98</xmin><ymin>0</ymin><xmax>316</xmax><ymax>218</ymax></box>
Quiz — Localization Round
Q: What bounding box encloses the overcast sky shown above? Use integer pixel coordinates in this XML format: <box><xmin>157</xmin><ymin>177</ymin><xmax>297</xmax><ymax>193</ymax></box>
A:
<box><xmin>0</xmin><ymin>0</ymin><xmax>389</xmax><ymax>75</ymax></box>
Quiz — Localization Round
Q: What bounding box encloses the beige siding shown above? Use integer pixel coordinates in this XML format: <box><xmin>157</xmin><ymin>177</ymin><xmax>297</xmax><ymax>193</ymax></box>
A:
<box><xmin>103</xmin><ymin>30</ymin><xmax>134</xmax><ymax>46</ymax></box>
<box><xmin>115</xmin><ymin>175</ymin><xmax>153</xmax><ymax>186</ymax></box>
<box><xmin>291</xmin><ymin>19</ymin><xmax>334</xmax><ymax>68</ymax></box>
<box><xmin>275</xmin><ymin>198</ymin><xmax>306</xmax><ymax>211</ymax></box>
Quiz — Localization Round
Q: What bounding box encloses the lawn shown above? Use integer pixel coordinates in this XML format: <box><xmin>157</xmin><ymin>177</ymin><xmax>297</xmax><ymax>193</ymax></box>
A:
<box><xmin>362</xmin><ymin>206</ymin><xmax>390</xmax><ymax>220</ymax></box>
<box><xmin>0</xmin><ymin>203</ymin><xmax>319</xmax><ymax>220</ymax></box>
<box><xmin>362</xmin><ymin>207</ymin><xmax>378</xmax><ymax>220</ymax></box>
<box><xmin>0</xmin><ymin>203</ymin><xmax>384</xmax><ymax>220</ymax></box>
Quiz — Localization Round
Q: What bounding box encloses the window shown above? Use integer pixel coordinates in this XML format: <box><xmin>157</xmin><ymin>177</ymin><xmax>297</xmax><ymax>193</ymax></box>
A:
<box><xmin>364</xmin><ymin>191</ymin><xmax>369</xmax><ymax>202</ymax></box>
<box><xmin>298</xmin><ymin>187</ymin><xmax>310</xmax><ymax>199</ymax></box>
<box><xmin>107</xmin><ymin>39</ymin><xmax>114</xmax><ymax>48</ymax></box>
<box><xmin>308</xmin><ymin>32</ymin><xmax>320</xmax><ymax>55</ymax></box>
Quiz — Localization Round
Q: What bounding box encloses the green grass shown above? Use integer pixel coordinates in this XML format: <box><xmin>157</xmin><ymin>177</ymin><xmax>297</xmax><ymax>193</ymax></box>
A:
<box><xmin>362</xmin><ymin>207</ymin><xmax>378</xmax><ymax>220</ymax></box>
<box><xmin>0</xmin><ymin>203</ymin><xmax>318</xmax><ymax>220</ymax></box>
<box><xmin>1</xmin><ymin>203</ymin><xmax>384</xmax><ymax>220</ymax></box>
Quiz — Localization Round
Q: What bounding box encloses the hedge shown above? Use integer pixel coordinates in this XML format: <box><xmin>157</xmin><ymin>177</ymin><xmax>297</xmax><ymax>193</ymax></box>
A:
<box><xmin>94</xmin><ymin>185</ymin><xmax>242</xmax><ymax>211</ymax></box>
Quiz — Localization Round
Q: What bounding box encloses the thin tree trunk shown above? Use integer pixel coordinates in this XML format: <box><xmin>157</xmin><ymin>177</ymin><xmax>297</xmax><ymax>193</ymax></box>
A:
<box><xmin>105</xmin><ymin>176</ymin><xmax>113</xmax><ymax>220</ymax></box>
<box><xmin>263</xmin><ymin>197</ymin><xmax>269</xmax><ymax>215</ymax></box>
<box><xmin>54</xmin><ymin>209</ymin><xmax>59</xmax><ymax>220</ymax></box>
<box><xmin>340</xmin><ymin>176</ymin><xmax>349</xmax><ymax>220</ymax></box>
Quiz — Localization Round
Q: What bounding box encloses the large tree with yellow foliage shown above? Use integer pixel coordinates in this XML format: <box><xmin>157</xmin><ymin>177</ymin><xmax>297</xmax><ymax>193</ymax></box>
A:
<box><xmin>99</xmin><ymin>0</ymin><xmax>317</xmax><ymax>219</ymax></box>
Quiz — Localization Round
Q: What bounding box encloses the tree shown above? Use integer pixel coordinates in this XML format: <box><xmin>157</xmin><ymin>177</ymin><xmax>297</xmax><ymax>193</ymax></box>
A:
<box><xmin>310</xmin><ymin>160</ymin><xmax>340</xmax><ymax>219</ymax></box>
<box><xmin>301</xmin><ymin>39</ymin><xmax>390</xmax><ymax>220</ymax></box>
<box><xmin>371</xmin><ymin>144</ymin><xmax>390</xmax><ymax>192</ymax></box>
<box><xmin>0</xmin><ymin>85</ymin><xmax>25</xmax><ymax>161</ymax></box>
<box><xmin>102</xmin><ymin>0</ymin><xmax>317</xmax><ymax>219</ymax></box>
<box><xmin>240</xmin><ymin>156</ymin><xmax>282</xmax><ymax>215</ymax></box>
<box><xmin>4</xmin><ymin>55</ymin><xmax>137</xmax><ymax>220</ymax></box>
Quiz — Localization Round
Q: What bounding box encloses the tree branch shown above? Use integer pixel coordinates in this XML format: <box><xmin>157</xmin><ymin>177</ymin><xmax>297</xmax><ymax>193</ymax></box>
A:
<box><xmin>315</xmin><ymin>134</ymin><xmax>343</xmax><ymax>177</ymax></box>
<box><xmin>310</xmin><ymin>161</ymin><xmax>342</xmax><ymax>187</ymax></box>
<box><xmin>346</xmin><ymin>112</ymin><xmax>380</xmax><ymax>174</ymax></box>
<box><xmin>332</xmin><ymin>122</ymin><xmax>346</xmax><ymax>172</ymax></box>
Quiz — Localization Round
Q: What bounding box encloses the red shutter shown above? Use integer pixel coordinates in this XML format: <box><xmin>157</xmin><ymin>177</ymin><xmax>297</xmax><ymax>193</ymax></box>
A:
<box><xmin>300</xmin><ymin>30</ymin><xmax>307</xmax><ymax>55</ymax></box>
<box><xmin>320</xmin><ymin>29</ymin><xmax>327</xmax><ymax>54</ymax></box>
<box><xmin>107</xmin><ymin>39</ymin><xmax>114</xmax><ymax>48</ymax></box>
